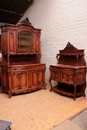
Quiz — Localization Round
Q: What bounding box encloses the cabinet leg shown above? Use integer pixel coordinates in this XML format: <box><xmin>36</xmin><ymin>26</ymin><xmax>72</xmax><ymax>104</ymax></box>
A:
<box><xmin>44</xmin><ymin>87</ymin><xmax>46</xmax><ymax>90</ymax></box>
<box><xmin>74</xmin><ymin>84</ymin><xmax>76</xmax><ymax>100</ymax></box>
<box><xmin>44</xmin><ymin>84</ymin><xmax>46</xmax><ymax>90</ymax></box>
<box><xmin>83</xmin><ymin>81</ymin><xmax>86</xmax><ymax>97</ymax></box>
<box><xmin>0</xmin><ymin>87</ymin><xmax>2</xmax><ymax>93</ymax></box>
<box><xmin>8</xmin><ymin>91</ymin><xmax>12</xmax><ymax>98</ymax></box>
<box><xmin>84</xmin><ymin>94</ymin><xmax>86</xmax><ymax>97</ymax></box>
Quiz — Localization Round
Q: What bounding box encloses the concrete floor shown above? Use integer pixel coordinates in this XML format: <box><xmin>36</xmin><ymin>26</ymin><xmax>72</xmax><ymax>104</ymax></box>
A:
<box><xmin>51</xmin><ymin>108</ymin><xmax>87</xmax><ymax>130</ymax></box>
<box><xmin>51</xmin><ymin>120</ymin><xmax>83</xmax><ymax>130</ymax></box>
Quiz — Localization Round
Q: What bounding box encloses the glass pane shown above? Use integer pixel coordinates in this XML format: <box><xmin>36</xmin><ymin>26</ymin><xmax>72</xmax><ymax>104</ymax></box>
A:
<box><xmin>18</xmin><ymin>31</ymin><xmax>33</xmax><ymax>51</ymax></box>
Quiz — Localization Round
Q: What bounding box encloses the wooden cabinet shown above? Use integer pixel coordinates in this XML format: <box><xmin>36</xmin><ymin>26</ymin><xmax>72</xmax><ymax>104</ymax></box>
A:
<box><xmin>2</xmin><ymin>64</ymin><xmax>46</xmax><ymax>98</ymax></box>
<box><xmin>1</xmin><ymin>19</ymin><xmax>41</xmax><ymax>60</ymax></box>
<box><xmin>1</xmin><ymin>18</ymin><xmax>46</xmax><ymax>98</ymax></box>
<box><xmin>49</xmin><ymin>42</ymin><xmax>86</xmax><ymax>100</ymax></box>
<box><xmin>0</xmin><ymin>35</ymin><xmax>2</xmax><ymax>92</ymax></box>
<box><xmin>0</xmin><ymin>35</ymin><xmax>1</xmax><ymax>50</ymax></box>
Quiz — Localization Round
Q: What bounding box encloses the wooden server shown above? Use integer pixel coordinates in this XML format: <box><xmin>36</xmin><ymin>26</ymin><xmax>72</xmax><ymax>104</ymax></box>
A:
<box><xmin>49</xmin><ymin>42</ymin><xmax>86</xmax><ymax>100</ymax></box>
<box><xmin>1</xmin><ymin>18</ymin><xmax>46</xmax><ymax>98</ymax></box>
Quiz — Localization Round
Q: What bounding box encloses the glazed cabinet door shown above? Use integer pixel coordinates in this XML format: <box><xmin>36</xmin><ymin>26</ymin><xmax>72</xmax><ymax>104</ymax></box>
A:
<box><xmin>17</xmin><ymin>30</ymin><xmax>34</xmax><ymax>53</ymax></box>
<box><xmin>9</xmin><ymin>71</ymin><xmax>28</xmax><ymax>98</ymax></box>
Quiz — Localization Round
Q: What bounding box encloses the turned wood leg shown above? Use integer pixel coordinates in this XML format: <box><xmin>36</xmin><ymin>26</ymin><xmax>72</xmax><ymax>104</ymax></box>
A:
<box><xmin>8</xmin><ymin>91</ymin><xmax>12</xmax><ymax>98</ymax></box>
<box><xmin>44</xmin><ymin>87</ymin><xmax>46</xmax><ymax>90</ymax></box>
<box><xmin>0</xmin><ymin>87</ymin><xmax>3</xmax><ymax>93</ymax></box>
<box><xmin>74</xmin><ymin>84</ymin><xmax>76</xmax><ymax>100</ymax></box>
<box><xmin>43</xmin><ymin>86</ymin><xmax>46</xmax><ymax>90</ymax></box>
<box><xmin>83</xmin><ymin>81</ymin><xmax>86</xmax><ymax>97</ymax></box>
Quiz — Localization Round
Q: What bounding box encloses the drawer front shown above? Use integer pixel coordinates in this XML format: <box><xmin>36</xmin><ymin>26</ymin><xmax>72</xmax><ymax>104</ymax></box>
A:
<box><xmin>49</xmin><ymin>66</ymin><xmax>86</xmax><ymax>85</ymax></box>
<box><xmin>30</xmin><ymin>64</ymin><xmax>46</xmax><ymax>70</ymax></box>
<box><xmin>60</xmin><ymin>69</ymin><xmax>74</xmax><ymax>84</ymax></box>
<box><xmin>61</xmin><ymin>73</ymin><xmax>74</xmax><ymax>84</ymax></box>
<box><xmin>61</xmin><ymin>68</ymin><xmax>86</xmax><ymax>85</ymax></box>
<box><xmin>9</xmin><ymin>64</ymin><xmax>46</xmax><ymax>72</ymax></box>
<box><xmin>50</xmin><ymin>66</ymin><xmax>60</xmax><ymax>81</ymax></box>
<box><xmin>50</xmin><ymin>70</ymin><xmax>60</xmax><ymax>81</ymax></box>
<box><xmin>10</xmin><ymin>66</ymin><xmax>27</xmax><ymax>71</ymax></box>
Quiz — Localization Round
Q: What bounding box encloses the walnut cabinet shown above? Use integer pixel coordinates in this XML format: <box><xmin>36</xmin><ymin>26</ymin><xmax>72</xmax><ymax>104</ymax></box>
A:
<box><xmin>49</xmin><ymin>42</ymin><xmax>86</xmax><ymax>100</ymax></box>
<box><xmin>1</xmin><ymin>18</ymin><xmax>46</xmax><ymax>98</ymax></box>
<box><xmin>2</xmin><ymin>64</ymin><xmax>46</xmax><ymax>98</ymax></box>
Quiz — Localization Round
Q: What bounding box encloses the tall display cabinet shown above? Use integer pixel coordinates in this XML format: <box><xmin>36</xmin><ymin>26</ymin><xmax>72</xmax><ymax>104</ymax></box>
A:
<box><xmin>1</xmin><ymin>18</ymin><xmax>46</xmax><ymax>98</ymax></box>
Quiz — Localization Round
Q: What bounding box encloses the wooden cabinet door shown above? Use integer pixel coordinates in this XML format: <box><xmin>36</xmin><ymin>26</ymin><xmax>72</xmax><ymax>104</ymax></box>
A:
<box><xmin>9</xmin><ymin>71</ymin><xmax>28</xmax><ymax>97</ymax></box>
<box><xmin>9</xmin><ymin>30</ymin><xmax>16</xmax><ymax>53</ymax></box>
<box><xmin>30</xmin><ymin>68</ymin><xmax>45</xmax><ymax>90</ymax></box>
<box><xmin>2</xmin><ymin>72</ymin><xmax>9</xmax><ymax>93</ymax></box>
<box><xmin>74</xmin><ymin>69</ymin><xmax>86</xmax><ymax>85</ymax></box>
<box><xmin>35</xmin><ymin>33</ymin><xmax>40</xmax><ymax>53</ymax></box>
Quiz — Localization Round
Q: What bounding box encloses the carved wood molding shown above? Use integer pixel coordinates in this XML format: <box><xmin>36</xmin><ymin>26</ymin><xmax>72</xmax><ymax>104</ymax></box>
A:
<box><xmin>20</xmin><ymin>17</ymin><xmax>33</xmax><ymax>27</ymax></box>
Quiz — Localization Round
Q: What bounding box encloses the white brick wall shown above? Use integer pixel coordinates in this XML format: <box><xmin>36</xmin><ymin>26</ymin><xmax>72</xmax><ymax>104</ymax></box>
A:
<box><xmin>19</xmin><ymin>0</ymin><xmax>87</xmax><ymax>84</ymax></box>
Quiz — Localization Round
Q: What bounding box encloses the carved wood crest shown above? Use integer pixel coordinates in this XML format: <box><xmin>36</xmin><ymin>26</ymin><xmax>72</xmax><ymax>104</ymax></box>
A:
<box><xmin>20</xmin><ymin>17</ymin><xmax>33</xmax><ymax>27</ymax></box>
<box><xmin>59</xmin><ymin>42</ymin><xmax>84</xmax><ymax>54</ymax></box>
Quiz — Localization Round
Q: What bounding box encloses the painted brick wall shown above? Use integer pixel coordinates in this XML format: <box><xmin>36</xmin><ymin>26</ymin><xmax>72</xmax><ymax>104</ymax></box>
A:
<box><xmin>20</xmin><ymin>0</ymin><xmax>87</xmax><ymax>84</ymax></box>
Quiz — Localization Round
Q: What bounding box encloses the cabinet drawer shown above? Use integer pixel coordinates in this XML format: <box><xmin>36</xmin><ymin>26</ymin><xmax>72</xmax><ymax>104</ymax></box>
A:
<box><xmin>51</xmin><ymin>71</ymin><xmax>60</xmax><ymax>81</ymax></box>
<box><xmin>9</xmin><ymin>66</ymin><xmax>27</xmax><ymax>71</ymax></box>
<box><xmin>50</xmin><ymin>66</ymin><xmax>60</xmax><ymax>72</ymax></box>
<box><xmin>60</xmin><ymin>68</ymin><xmax>74</xmax><ymax>84</ymax></box>
<box><xmin>61</xmin><ymin>73</ymin><xmax>74</xmax><ymax>84</ymax></box>
<box><xmin>34</xmin><ymin>65</ymin><xmax>45</xmax><ymax>69</ymax></box>
<box><xmin>27</xmin><ymin>64</ymin><xmax>45</xmax><ymax>69</ymax></box>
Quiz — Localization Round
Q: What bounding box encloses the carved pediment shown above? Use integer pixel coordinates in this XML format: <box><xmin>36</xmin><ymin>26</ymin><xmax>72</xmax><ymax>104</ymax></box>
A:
<box><xmin>59</xmin><ymin>42</ymin><xmax>84</xmax><ymax>55</ymax></box>
<box><xmin>64</xmin><ymin>42</ymin><xmax>77</xmax><ymax>50</ymax></box>
<box><xmin>19</xmin><ymin>17</ymin><xmax>33</xmax><ymax>27</ymax></box>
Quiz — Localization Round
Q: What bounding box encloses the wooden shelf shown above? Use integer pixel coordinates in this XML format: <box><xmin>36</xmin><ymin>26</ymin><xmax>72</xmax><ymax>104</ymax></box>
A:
<box><xmin>52</xmin><ymin>84</ymin><xmax>84</xmax><ymax>98</ymax></box>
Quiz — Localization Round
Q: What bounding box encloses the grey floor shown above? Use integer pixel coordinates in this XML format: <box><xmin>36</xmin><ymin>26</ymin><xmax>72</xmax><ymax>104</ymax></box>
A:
<box><xmin>51</xmin><ymin>88</ymin><xmax>87</xmax><ymax>130</ymax></box>
<box><xmin>51</xmin><ymin>108</ymin><xmax>87</xmax><ymax>130</ymax></box>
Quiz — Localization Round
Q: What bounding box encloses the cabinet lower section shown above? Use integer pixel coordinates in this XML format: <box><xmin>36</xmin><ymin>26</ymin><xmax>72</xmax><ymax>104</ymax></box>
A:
<box><xmin>49</xmin><ymin>65</ymin><xmax>86</xmax><ymax>100</ymax></box>
<box><xmin>1</xmin><ymin>63</ymin><xmax>46</xmax><ymax>98</ymax></box>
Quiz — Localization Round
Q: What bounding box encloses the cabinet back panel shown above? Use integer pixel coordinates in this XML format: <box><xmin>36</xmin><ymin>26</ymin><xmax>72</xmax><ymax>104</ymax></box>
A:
<box><xmin>10</xmin><ymin>54</ymin><xmax>39</xmax><ymax>65</ymax></box>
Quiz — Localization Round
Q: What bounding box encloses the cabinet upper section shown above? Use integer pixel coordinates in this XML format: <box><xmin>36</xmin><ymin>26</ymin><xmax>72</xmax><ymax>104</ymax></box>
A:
<box><xmin>1</xmin><ymin>17</ymin><xmax>41</xmax><ymax>55</ymax></box>
<box><xmin>56</xmin><ymin>42</ymin><xmax>86</xmax><ymax>66</ymax></box>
